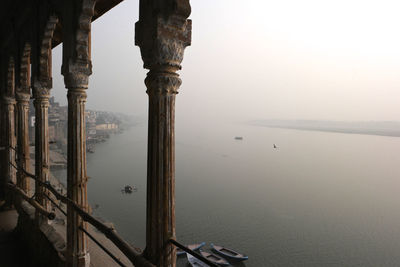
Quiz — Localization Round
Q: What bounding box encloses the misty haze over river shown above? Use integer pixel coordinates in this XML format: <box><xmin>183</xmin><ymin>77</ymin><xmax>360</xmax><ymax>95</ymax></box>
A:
<box><xmin>54</xmin><ymin>120</ymin><xmax>400</xmax><ymax>266</ymax></box>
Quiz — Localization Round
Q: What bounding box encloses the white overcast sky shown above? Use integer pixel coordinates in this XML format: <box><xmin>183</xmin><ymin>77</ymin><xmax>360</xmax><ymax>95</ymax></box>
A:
<box><xmin>52</xmin><ymin>0</ymin><xmax>400</xmax><ymax>123</ymax></box>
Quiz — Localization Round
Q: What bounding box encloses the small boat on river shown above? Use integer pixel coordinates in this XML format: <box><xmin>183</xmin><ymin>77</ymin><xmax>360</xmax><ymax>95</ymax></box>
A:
<box><xmin>187</xmin><ymin>253</ymin><xmax>209</xmax><ymax>267</ymax></box>
<box><xmin>123</xmin><ymin>185</ymin><xmax>137</xmax><ymax>193</ymax></box>
<box><xmin>177</xmin><ymin>242</ymin><xmax>206</xmax><ymax>256</ymax></box>
<box><xmin>234</xmin><ymin>136</ymin><xmax>243</xmax><ymax>140</ymax></box>
<box><xmin>211</xmin><ymin>244</ymin><xmax>248</xmax><ymax>261</ymax></box>
<box><xmin>199</xmin><ymin>250</ymin><xmax>230</xmax><ymax>266</ymax></box>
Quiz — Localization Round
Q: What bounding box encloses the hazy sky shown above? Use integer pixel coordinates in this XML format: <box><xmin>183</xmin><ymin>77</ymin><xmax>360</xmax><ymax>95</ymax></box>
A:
<box><xmin>52</xmin><ymin>0</ymin><xmax>400</xmax><ymax>122</ymax></box>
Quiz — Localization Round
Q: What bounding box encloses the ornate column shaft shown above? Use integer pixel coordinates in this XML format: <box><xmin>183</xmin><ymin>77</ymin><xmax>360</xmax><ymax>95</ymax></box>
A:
<box><xmin>16</xmin><ymin>92</ymin><xmax>31</xmax><ymax>193</ymax></box>
<box><xmin>2</xmin><ymin>96</ymin><xmax>16</xmax><ymax>187</ymax></box>
<box><xmin>33</xmin><ymin>87</ymin><xmax>50</xmax><ymax>218</ymax></box>
<box><xmin>61</xmin><ymin>0</ymin><xmax>95</xmax><ymax>263</ymax></box>
<box><xmin>63</xmin><ymin>64</ymin><xmax>90</xmax><ymax>267</ymax></box>
<box><xmin>0</xmin><ymin>100</ymin><xmax>4</xmax><ymax>200</ymax></box>
<box><xmin>136</xmin><ymin>2</ymin><xmax>192</xmax><ymax>265</ymax></box>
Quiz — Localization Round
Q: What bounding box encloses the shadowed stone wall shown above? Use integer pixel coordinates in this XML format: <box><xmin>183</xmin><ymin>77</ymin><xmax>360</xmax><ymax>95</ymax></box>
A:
<box><xmin>14</xmin><ymin>200</ymin><xmax>66</xmax><ymax>267</ymax></box>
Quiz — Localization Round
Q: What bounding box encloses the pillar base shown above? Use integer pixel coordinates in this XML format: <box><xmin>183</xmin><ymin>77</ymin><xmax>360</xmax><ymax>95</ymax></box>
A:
<box><xmin>76</xmin><ymin>253</ymin><xmax>90</xmax><ymax>267</ymax></box>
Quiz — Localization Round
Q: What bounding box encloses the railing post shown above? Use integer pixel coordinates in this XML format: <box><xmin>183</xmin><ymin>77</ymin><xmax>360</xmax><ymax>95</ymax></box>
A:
<box><xmin>135</xmin><ymin>1</ymin><xmax>192</xmax><ymax>266</ymax></box>
<box><xmin>32</xmin><ymin>84</ymin><xmax>51</xmax><ymax>222</ymax></box>
<box><xmin>16</xmin><ymin>92</ymin><xmax>31</xmax><ymax>193</ymax></box>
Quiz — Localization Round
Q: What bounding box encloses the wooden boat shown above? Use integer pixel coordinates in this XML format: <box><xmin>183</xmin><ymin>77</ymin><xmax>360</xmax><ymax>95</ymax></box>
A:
<box><xmin>177</xmin><ymin>242</ymin><xmax>206</xmax><ymax>256</ymax></box>
<box><xmin>187</xmin><ymin>253</ymin><xmax>210</xmax><ymax>267</ymax></box>
<box><xmin>199</xmin><ymin>250</ymin><xmax>230</xmax><ymax>266</ymax></box>
<box><xmin>234</xmin><ymin>136</ymin><xmax>243</xmax><ymax>140</ymax></box>
<box><xmin>211</xmin><ymin>244</ymin><xmax>248</xmax><ymax>261</ymax></box>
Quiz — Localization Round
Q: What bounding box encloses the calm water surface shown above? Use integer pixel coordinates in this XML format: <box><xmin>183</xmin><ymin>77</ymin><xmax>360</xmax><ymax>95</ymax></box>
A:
<box><xmin>58</xmin><ymin>122</ymin><xmax>400</xmax><ymax>266</ymax></box>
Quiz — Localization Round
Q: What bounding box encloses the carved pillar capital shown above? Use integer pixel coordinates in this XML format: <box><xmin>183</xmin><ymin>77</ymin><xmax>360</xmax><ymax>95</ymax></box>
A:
<box><xmin>62</xmin><ymin>59</ymin><xmax>92</xmax><ymax>89</ymax></box>
<box><xmin>136</xmin><ymin>7</ymin><xmax>191</xmax><ymax>97</ymax></box>
<box><xmin>2</xmin><ymin>96</ymin><xmax>16</xmax><ymax>106</ymax></box>
<box><xmin>145</xmin><ymin>72</ymin><xmax>182</xmax><ymax>96</ymax></box>
<box><xmin>136</xmin><ymin>16</ymin><xmax>192</xmax><ymax>71</ymax></box>
<box><xmin>32</xmin><ymin>85</ymin><xmax>51</xmax><ymax>101</ymax></box>
<box><xmin>33</xmin><ymin>96</ymin><xmax>50</xmax><ymax>110</ymax></box>
<box><xmin>15</xmin><ymin>92</ymin><xmax>30</xmax><ymax>103</ymax></box>
<box><xmin>67</xmin><ymin>89</ymin><xmax>87</xmax><ymax>103</ymax></box>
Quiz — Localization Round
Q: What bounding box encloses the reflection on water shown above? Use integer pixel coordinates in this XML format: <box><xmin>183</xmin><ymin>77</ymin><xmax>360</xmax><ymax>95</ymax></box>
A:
<box><xmin>57</xmin><ymin>122</ymin><xmax>400</xmax><ymax>266</ymax></box>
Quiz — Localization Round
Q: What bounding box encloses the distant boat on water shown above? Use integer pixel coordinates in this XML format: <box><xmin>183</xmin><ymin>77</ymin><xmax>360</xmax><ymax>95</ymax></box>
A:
<box><xmin>123</xmin><ymin>185</ymin><xmax>137</xmax><ymax>193</ymax></box>
<box><xmin>273</xmin><ymin>144</ymin><xmax>277</xmax><ymax>148</ymax></box>
<box><xmin>234</xmin><ymin>136</ymin><xmax>243</xmax><ymax>140</ymax></box>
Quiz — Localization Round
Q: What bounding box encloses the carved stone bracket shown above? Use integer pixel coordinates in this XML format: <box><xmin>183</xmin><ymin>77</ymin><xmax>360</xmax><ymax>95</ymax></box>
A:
<box><xmin>75</xmin><ymin>0</ymin><xmax>96</xmax><ymax>62</ymax></box>
<box><xmin>18</xmin><ymin>43</ymin><xmax>31</xmax><ymax>95</ymax></box>
<box><xmin>7</xmin><ymin>57</ymin><xmax>15</xmax><ymax>97</ymax></box>
<box><xmin>39</xmin><ymin>15</ymin><xmax>58</xmax><ymax>83</ymax></box>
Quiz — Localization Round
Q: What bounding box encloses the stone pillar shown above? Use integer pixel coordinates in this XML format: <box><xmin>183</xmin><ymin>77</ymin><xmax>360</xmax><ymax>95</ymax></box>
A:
<box><xmin>16</xmin><ymin>92</ymin><xmax>31</xmax><ymax>193</ymax></box>
<box><xmin>135</xmin><ymin>1</ymin><xmax>192</xmax><ymax>265</ymax></box>
<box><xmin>0</xmin><ymin>100</ymin><xmax>4</xmax><ymax>200</ymax></box>
<box><xmin>33</xmin><ymin>87</ymin><xmax>50</xmax><ymax>218</ymax></box>
<box><xmin>2</xmin><ymin>96</ymin><xmax>16</xmax><ymax>186</ymax></box>
<box><xmin>64</xmin><ymin>65</ymin><xmax>90</xmax><ymax>267</ymax></box>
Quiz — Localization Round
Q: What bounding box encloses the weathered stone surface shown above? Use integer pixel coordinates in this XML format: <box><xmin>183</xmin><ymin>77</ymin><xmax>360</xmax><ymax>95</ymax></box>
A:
<box><xmin>17</xmin><ymin>43</ymin><xmax>31</xmax><ymax>95</ymax></box>
<box><xmin>136</xmin><ymin>1</ymin><xmax>192</xmax><ymax>266</ymax></box>
<box><xmin>136</xmin><ymin>17</ymin><xmax>191</xmax><ymax>71</ymax></box>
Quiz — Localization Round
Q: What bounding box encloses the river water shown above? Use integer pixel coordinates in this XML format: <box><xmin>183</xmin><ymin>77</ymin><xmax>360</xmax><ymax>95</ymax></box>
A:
<box><xmin>54</xmin><ymin>122</ymin><xmax>400</xmax><ymax>266</ymax></box>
